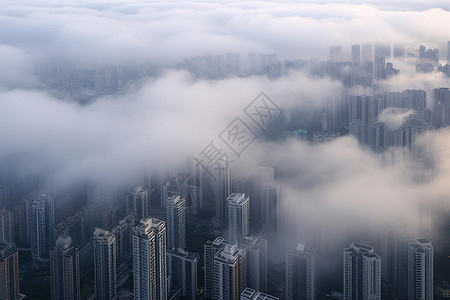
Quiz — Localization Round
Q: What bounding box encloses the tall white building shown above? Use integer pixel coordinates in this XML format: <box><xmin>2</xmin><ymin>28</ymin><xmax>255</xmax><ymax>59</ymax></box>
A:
<box><xmin>133</xmin><ymin>218</ymin><xmax>167</xmax><ymax>300</ymax></box>
<box><xmin>0</xmin><ymin>208</ymin><xmax>14</xmax><ymax>243</ymax></box>
<box><xmin>214</xmin><ymin>244</ymin><xmax>247</xmax><ymax>300</ymax></box>
<box><xmin>343</xmin><ymin>242</ymin><xmax>381</xmax><ymax>300</ymax></box>
<box><xmin>94</xmin><ymin>228</ymin><xmax>117</xmax><ymax>300</ymax></box>
<box><xmin>227</xmin><ymin>193</ymin><xmax>250</xmax><ymax>243</ymax></box>
<box><xmin>408</xmin><ymin>238</ymin><xmax>433</xmax><ymax>300</ymax></box>
<box><xmin>286</xmin><ymin>244</ymin><xmax>316</xmax><ymax>300</ymax></box>
<box><xmin>167</xmin><ymin>248</ymin><xmax>198</xmax><ymax>300</ymax></box>
<box><xmin>241</xmin><ymin>235</ymin><xmax>268</xmax><ymax>293</ymax></box>
<box><xmin>29</xmin><ymin>194</ymin><xmax>55</xmax><ymax>261</ymax></box>
<box><xmin>166</xmin><ymin>195</ymin><xmax>186</xmax><ymax>250</ymax></box>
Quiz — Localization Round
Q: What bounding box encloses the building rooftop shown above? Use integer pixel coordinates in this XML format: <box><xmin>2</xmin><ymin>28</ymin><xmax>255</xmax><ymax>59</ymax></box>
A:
<box><xmin>227</xmin><ymin>193</ymin><xmax>249</xmax><ymax>205</ymax></box>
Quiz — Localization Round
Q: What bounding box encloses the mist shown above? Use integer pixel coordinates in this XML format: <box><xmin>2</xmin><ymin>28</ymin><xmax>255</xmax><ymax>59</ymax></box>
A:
<box><xmin>1</xmin><ymin>0</ymin><xmax>450</xmax><ymax>297</ymax></box>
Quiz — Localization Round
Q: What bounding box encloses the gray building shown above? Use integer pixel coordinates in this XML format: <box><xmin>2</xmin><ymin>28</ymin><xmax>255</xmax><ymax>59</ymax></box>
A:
<box><xmin>167</xmin><ymin>248</ymin><xmax>198</xmax><ymax>300</ymax></box>
<box><xmin>343</xmin><ymin>242</ymin><xmax>381</xmax><ymax>300</ymax></box>
<box><xmin>286</xmin><ymin>244</ymin><xmax>316</xmax><ymax>300</ymax></box>
<box><xmin>50</xmin><ymin>235</ymin><xmax>80</xmax><ymax>300</ymax></box>
<box><xmin>166</xmin><ymin>195</ymin><xmax>186</xmax><ymax>250</ymax></box>
<box><xmin>227</xmin><ymin>193</ymin><xmax>250</xmax><ymax>243</ymax></box>
<box><xmin>408</xmin><ymin>238</ymin><xmax>433</xmax><ymax>300</ymax></box>
<box><xmin>133</xmin><ymin>218</ymin><xmax>167</xmax><ymax>300</ymax></box>
<box><xmin>94</xmin><ymin>228</ymin><xmax>117</xmax><ymax>300</ymax></box>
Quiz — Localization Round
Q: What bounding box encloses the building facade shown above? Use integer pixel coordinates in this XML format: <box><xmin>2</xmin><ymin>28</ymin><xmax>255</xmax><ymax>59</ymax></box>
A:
<box><xmin>94</xmin><ymin>228</ymin><xmax>117</xmax><ymax>300</ymax></box>
<box><xmin>50</xmin><ymin>235</ymin><xmax>80</xmax><ymax>300</ymax></box>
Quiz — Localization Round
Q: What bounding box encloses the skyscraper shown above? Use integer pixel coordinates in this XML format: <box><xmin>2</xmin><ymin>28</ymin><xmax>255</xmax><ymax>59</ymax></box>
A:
<box><xmin>166</xmin><ymin>195</ymin><xmax>186</xmax><ymax>250</ymax></box>
<box><xmin>262</xmin><ymin>181</ymin><xmax>280</xmax><ymax>239</ymax></box>
<box><xmin>0</xmin><ymin>208</ymin><xmax>14</xmax><ymax>243</ymax></box>
<box><xmin>447</xmin><ymin>41</ymin><xmax>450</xmax><ymax>64</ymax></box>
<box><xmin>380</xmin><ymin>224</ymin><xmax>410</xmax><ymax>300</ymax></box>
<box><xmin>408</xmin><ymin>238</ymin><xmax>433</xmax><ymax>300</ymax></box>
<box><xmin>362</xmin><ymin>44</ymin><xmax>373</xmax><ymax>62</ymax></box>
<box><xmin>351</xmin><ymin>44</ymin><xmax>361</xmax><ymax>64</ymax></box>
<box><xmin>167</xmin><ymin>248</ymin><xmax>198</xmax><ymax>300</ymax></box>
<box><xmin>29</xmin><ymin>194</ymin><xmax>55</xmax><ymax>261</ymax></box>
<box><xmin>330</xmin><ymin>45</ymin><xmax>342</xmax><ymax>61</ymax></box>
<box><xmin>17</xmin><ymin>195</ymin><xmax>31</xmax><ymax>246</ymax></box>
<box><xmin>241</xmin><ymin>235</ymin><xmax>268</xmax><ymax>293</ymax></box>
<box><xmin>94</xmin><ymin>228</ymin><xmax>117</xmax><ymax>300</ymax></box>
<box><xmin>241</xmin><ymin>288</ymin><xmax>279</xmax><ymax>300</ymax></box>
<box><xmin>50</xmin><ymin>235</ymin><xmax>81</xmax><ymax>300</ymax></box>
<box><xmin>126</xmin><ymin>186</ymin><xmax>149</xmax><ymax>221</ymax></box>
<box><xmin>374</xmin><ymin>56</ymin><xmax>386</xmax><ymax>80</ymax></box>
<box><xmin>0</xmin><ymin>242</ymin><xmax>19</xmax><ymax>300</ymax></box>
<box><xmin>133</xmin><ymin>218</ymin><xmax>167</xmax><ymax>300</ymax></box>
<box><xmin>214</xmin><ymin>244</ymin><xmax>247</xmax><ymax>300</ymax></box>
<box><xmin>204</xmin><ymin>237</ymin><xmax>230</xmax><ymax>299</ymax></box>
<box><xmin>215</xmin><ymin>160</ymin><xmax>231</xmax><ymax>230</ymax></box>
<box><xmin>253</xmin><ymin>166</ymin><xmax>274</xmax><ymax>221</ymax></box>
<box><xmin>343</xmin><ymin>242</ymin><xmax>381</xmax><ymax>300</ymax></box>
<box><xmin>227</xmin><ymin>193</ymin><xmax>250</xmax><ymax>243</ymax></box>
<box><xmin>286</xmin><ymin>243</ymin><xmax>316</xmax><ymax>300</ymax></box>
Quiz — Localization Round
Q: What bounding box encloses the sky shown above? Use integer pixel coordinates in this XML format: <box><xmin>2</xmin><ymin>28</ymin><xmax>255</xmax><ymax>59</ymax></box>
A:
<box><xmin>1</xmin><ymin>0</ymin><xmax>450</xmax><ymax>66</ymax></box>
<box><xmin>1</xmin><ymin>0</ymin><xmax>450</xmax><ymax>248</ymax></box>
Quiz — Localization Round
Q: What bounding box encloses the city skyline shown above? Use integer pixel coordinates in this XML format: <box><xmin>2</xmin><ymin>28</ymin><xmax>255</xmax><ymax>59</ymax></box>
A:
<box><xmin>1</xmin><ymin>0</ymin><xmax>450</xmax><ymax>299</ymax></box>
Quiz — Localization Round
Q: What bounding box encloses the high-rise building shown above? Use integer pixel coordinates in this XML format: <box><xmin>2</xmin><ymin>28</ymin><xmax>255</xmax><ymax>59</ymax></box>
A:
<box><xmin>29</xmin><ymin>194</ymin><xmax>55</xmax><ymax>261</ymax></box>
<box><xmin>227</xmin><ymin>193</ymin><xmax>250</xmax><ymax>243</ymax></box>
<box><xmin>374</xmin><ymin>43</ymin><xmax>391</xmax><ymax>58</ymax></box>
<box><xmin>111</xmin><ymin>213</ymin><xmax>135</xmax><ymax>262</ymax></box>
<box><xmin>351</xmin><ymin>44</ymin><xmax>361</xmax><ymax>64</ymax></box>
<box><xmin>262</xmin><ymin>181</ymin><xmax>280</xmax><ymax>239</ymax></box>
<box><xmin>17</xmin><ymin>195</ymin><xmax>32</xmax><ymax>246</ymax></box>
<box><xmin>241</xmin><ymin>235</ymin><xmax>268</xmax><ymax>293</ymax></box>
<box><xmin>362</xmin><ymin>44</ymin><xmax>373</xmax><ymax>62</ymax></box>
<box><xmin>408</xmin><ymin>238</ymin><xmax>433</xmax><ymax>300</ymax></box>
<box><xmin>167</xmin><ymin>248</ymin><xmax>198</xmax><ymax>300</ymax></box>
<box><xmin>133</xmin><ymin>218</ymin><xmax>167</xmax><ymax>300</ymax></box>
<box><xmin>50</xmin><ymin>235</ymin><xmax>80</xmax><ymax>300</ymax></box>
<box><xmin>215</xmin><ymin>160</ymin><xmax>231</xmax><ymax>230</ymax></box>
<box><xmin>253</xmin><ymin>166</ymin><xmax>275</xmax><ymax>221</ymax></box>
<box><xmin>214</xmin><ymin>244</ymin><xmax>247</xmax><ymax>300</ymax></box>
<box><xmin>0</xmin><ymin>208</ymin><xmax>14</xmax><ymax>243</ymax></box>
<box><xmin>380</xmin><ymin>224</ymin><xmax>410</xmax><ymax>300</ymax></box>
<box><xmin>374</xmin><ymin>56</ymin><xmax>386</xmax><ymax>80</ymax></box>
<box><xmin>286</xmin><ymin>244</ymin><xmax>316</xmax><ymax>300</ymax></box>
<box><xmin>330</xmin><ymin>46</ymin><xmax>342</xmax><ymax>61</ymax></box>
<box><xmin>0</xmin><ymin>242</ymin><xmax>19</xmax><ymax>300</ymax></box>
<box><xmin>126</xmin><ymin>186</ymin><xmax>149</xmax><ymax>221</ymax></box>
<box><xmin>93</xmin><ymin>228</ymin><xmax>117</xmax><ymax>300</ymax></box>
<box><xmin>166</xmin><ymin>195</ymin><xmax>186</xmax><ymax>250</ymax></box>
<box><xmin>204</xmin><ymin>237</ymin><xmax>230</xmax><ymax>299</ymax></box>
<box><xmin>447</xmin><ymin>41</ymin><xmax>450</xmax><ymax>64</ymax></box>
<box><xmin>433</xmin><ymin>87</ymin><xmax>450</xmax><ymax>128</ymax></box>
<box><xmin>343</xmin><ymin>242</ymin><xmax>381</xmax><ymax>300</ymax></box>
<box><xmin>393</xmin><ymin>45</ymin><xmax>405</xmax><ymax>58</ymax></box>
<box><xmin>241</xmin><ymin>288</ymin><xmax>279</xmax><ymax>300</ymax></box>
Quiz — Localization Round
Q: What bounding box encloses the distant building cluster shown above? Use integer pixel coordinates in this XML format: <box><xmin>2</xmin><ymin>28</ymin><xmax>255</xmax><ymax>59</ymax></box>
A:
<box><xmin>1</xmin><ymin>40</ymin><xmax>450</xmax><ymax>300</ymax></box>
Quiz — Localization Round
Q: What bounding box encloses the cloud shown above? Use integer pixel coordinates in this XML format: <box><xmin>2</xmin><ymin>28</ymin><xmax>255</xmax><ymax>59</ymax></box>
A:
<box><xmin>378</xmin><ymin>107</ymin><xmax>414</xmax><ymax>130</ymax></box>
<box><xmin>0</xmin><ymin>1</ymin><xmax>449</xmax><ymax>65</ymax></box>
<box><xmin>0</xmin><ymin>45</ymin><xmax>38</xmax><ymax>90</ymax></box>
<box><xmin>0</xmin><ymin>70</ymin><xmax>342</xmax><ymax>188</ymax></box>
